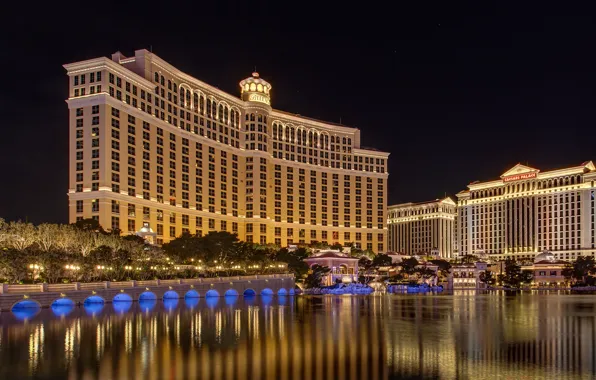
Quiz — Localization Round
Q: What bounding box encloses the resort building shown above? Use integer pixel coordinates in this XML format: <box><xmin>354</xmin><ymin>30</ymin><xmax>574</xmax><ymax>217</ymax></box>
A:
<box><xmin>64</xmin><ymin>49</ymin><xmax>389</xmax><ymax>250</ymax></box>
<box><xmin>521</xmin><ymin>251</ymin><xmax>568</xmax><ymax>288</ymax></box>
<box><xmin>304</xmin><ymin>250</ymin><xmax>360</xmax><ymax>285</ymax></box>
<box><xmin>387</xmin><ymin>198</ymin><xmax>457</xmax><ymax>259</ymax></box>
<box><xmin>450</xmin><ymin>262</ymin><xmax>489</xmax><ymax>290</ymax></box>
<box><xmin>456</xmin><ymin>162</ymin><xmax>596</xmax><ymax>262</ymax></box>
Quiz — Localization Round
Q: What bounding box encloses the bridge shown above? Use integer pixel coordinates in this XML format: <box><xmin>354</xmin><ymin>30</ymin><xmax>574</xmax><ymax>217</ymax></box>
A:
<box><xmin>0</xmin><ymin>274</ymin><xmax>295</xmax><ymax>311</ymax></box>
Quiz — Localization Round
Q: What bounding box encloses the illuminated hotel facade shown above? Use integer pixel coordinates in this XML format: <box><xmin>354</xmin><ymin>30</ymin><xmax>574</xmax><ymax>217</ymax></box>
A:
<box><xmin>63</xmin><ymin>49</ymin><xmax>389</xmax><ymax>250</ymax></box>
<box><xmin>387</xmin><ymin>198</ymin><xmax>456</xmax><ymax>258</ymax></box>
<box><xmin>456</xmin><ymin>162</ymin><xmax>596</xmax><ymax>262</ymax></box>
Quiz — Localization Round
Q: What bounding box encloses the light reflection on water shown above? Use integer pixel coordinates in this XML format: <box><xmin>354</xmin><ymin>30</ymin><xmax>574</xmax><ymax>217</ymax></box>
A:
<box><xmin>0</xmin><ymin>293</ymin><xmax>595</xmax><ymax>379</ymax></box>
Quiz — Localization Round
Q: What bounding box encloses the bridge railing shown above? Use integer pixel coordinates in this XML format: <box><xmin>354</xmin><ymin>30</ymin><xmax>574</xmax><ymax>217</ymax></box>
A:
<box><xmin>0</xmin><ymin>274</ymin><xmax>294</xmax><ymax>294</ymax></box>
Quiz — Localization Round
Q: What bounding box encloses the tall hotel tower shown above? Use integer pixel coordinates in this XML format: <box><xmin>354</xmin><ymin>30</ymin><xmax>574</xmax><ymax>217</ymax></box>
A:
<box><xmin>64</xmin><ymin>50</ymin><xmax>389</xmax><ymax>250</ymax></box>
<box><xmin>387</xmin><ymin>198</ymin><xmax>457</xmax><ymax>259</ymax></box>
<box><xmin>456</xmin><ymin>162</ymin><xmax>596</xmax><ymax>261</ymax></box>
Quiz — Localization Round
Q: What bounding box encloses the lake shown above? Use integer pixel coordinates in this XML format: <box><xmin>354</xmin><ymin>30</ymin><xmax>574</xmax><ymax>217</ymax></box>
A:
<box><xmin>0</xmin><ymin>292</ymin><xmax>595</xmax><ymax>379</ymax></box>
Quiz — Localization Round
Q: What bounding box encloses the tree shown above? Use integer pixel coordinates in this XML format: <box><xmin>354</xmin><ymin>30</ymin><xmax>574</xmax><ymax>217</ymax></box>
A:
<box><xmin>162</xmin><ymin>232</ymin><xmax>201</xmax><ymax>263</ymax></box>
<box><xmin>275</xmin><ymin>247</ymin><xmax>309</xmax><ymax>279</ymax></box>
<box><xmin>73</xmin><ymin>218</ymin><xmax>105</xmax><ymax>233</ymax></box>
<box><xmin>430</xmin><ymin>259</ymin><xmax>451</xmax><ymax>280</ymax></box>
<box><xmin>123</xmin><ymin>234</ymin><xmax>146</xmax><ymax>245</ymax></box>
<box><xmin>371</xmin><ymin>253</ymin><xmax>392</xmax><ymax>268</ymax></box>
<box><xmin>349</xmin><ymin>244</ymin><xmax>364</xmax><ymax>257</ymax></box>
<box><xmin>520</xmin><ymin>269</ymin><xmax>534</xmax><ymax>285</ymax></box>
<box><xmin>562</xmin><ymin>256</ymin><xmax>596</xmax><ymax>285</ymax></box>
<box><xmin>198</xmin><ymin>231</ymin><xmax>241</xmax><ymax>266</ymax></box>
<box><xmin>497</xmin><ymin>259</ymin><xmax>524</xmax><ymax>288</ymax></box>
<box><xmin>0</xmin><ymin>248</ymin><xmax>32</xmax><ymax>283</ymax></box>
<box><xmin>356</xmin><ymin>257</ymin><xmax>375</xmax><ymax>284</ymax></box>
<box><xmin>399</xmin><ymin>257</ymin><xmax>419</xmax><ymax>275</ymax></box>
<box><xmin>37</xmin><ymin>248</ymin><xmax>70</xmax><ymax>284</ymax></box>
<box><xmin>304</xmin><ymin>264</ymin><xmax>331</xmax><ymax>288</ymax></box>
<box><xmin>330</xmin><ymin>242</ymin><xmax>343</xmax><ymax>251</ymax></box>
<box><xmin>4</xmin><ymin>221</ymin><xmax>37</xmax><ymax>251</ymax></box>
<box><xmin>479</xmin><ymin>270</ymin><xmax>496</xmax><ymax>287</ymax></box>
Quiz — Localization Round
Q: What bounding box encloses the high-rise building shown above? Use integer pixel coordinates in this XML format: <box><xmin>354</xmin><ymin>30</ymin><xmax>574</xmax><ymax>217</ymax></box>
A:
<box><xmin>64</xmin><ymin>49</ymin><xmax>389</xmax><ymax>250</ymax></box>
<box><xmin>387</xmin><ymin>198</ymin><xmax>456</xmax><ymax>258</ymax></box>
<box><xmin>456</xmin><ymin>162</ymin><xmax>596</xmax><ymax>261</ymax></box>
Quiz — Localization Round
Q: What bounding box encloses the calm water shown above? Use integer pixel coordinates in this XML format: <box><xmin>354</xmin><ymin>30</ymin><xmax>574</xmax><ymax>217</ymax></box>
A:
<box><xmin>1</xmin><ymin>292</ymin><xmax>595</xmax><ymax>379</ymax></box>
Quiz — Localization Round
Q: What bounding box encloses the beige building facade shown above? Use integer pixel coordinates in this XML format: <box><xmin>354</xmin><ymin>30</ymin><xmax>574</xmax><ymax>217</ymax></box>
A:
<box><xmin>63</xmin><ymin>49</ymin><xmax>389</xmax><ymax>251</ymax></box>
<box><xmin>387</xmin><ymin>198</ymin><xmax>457</xmax><ymax>259</ymax></box>
<box><xmin>456</xmin><ymin>162</ymin><xmax>596</xmax><ymax>262</ymax></box>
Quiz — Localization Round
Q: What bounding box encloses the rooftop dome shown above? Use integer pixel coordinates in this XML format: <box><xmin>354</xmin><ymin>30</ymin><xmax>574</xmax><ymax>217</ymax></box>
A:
<box><xmin>239</xmin><ymin>72</ymin><xmax>272</xmax><ymax>105</ymax></box>
<box><xmin>534</xmin><ymin>250</ymin><xmax>555</xmax><ymax>263</ymax></box>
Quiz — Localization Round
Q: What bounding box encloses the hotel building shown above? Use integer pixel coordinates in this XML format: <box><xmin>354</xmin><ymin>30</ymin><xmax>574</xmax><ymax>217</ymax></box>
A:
<box><xmin>387</xmin><ymin>198</ymin><xmax>457</xmax><ymax>258</ymax></box>
<box><xmin>456</xmin><ymin>162</ymin><xmax>596</xmax><ymax>262</ymax></box>
<box><xmin>63</xmin><ymin>49</ymin><xmax>389</xmax><ymax>250</ymax></box>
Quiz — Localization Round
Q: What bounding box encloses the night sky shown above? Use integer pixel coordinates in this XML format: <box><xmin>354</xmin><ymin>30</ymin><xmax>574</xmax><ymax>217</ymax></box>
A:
<box><xmin>1</xmin><ymin>2</ymin><xmax>595</xmax><ymax>224</ymax></box>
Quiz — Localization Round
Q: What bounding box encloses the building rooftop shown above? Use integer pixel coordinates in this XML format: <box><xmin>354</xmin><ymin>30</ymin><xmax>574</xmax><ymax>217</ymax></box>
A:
<box><xmin>462</xmin><ymin>161</ymin><xmax>596</xmax><ymax>192</ymax></box>
<box><xmin>305</xmin><ymin>250</ymin><xmax>360</xmax><ymax>260</ymax></box>
<box><xmin>388</xmin><ymin>197</ymin><xmax>456</xmax><ymax>209</ymax></box>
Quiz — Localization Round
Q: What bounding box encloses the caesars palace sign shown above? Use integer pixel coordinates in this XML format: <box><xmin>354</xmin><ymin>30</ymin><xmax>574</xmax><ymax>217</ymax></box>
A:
<box><xmin>502</xmin><ymin>172</ymin><xmax>537</xmax><ymax>183</ymax></box>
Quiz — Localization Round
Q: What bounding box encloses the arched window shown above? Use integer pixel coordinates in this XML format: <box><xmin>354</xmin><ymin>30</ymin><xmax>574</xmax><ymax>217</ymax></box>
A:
<box><xmin>193</xmin><ymin>94</ymin><xmax>198</xmax><ymax>109</ymax></box>
<box><xmin>218</xmin><ymin>105</ymin><xmax>224</xmax><ymax>121</ymax></box>
<box><xmin>167</xmin><ymin>80</ymin><xmax>172</xmax><ymax>90</ymax></box>
<box><xmin>180</xmin><ymin>88</ymin><xmax>185</xmax><ymax>104</ymax></box>
<box><xmin>199</xmin><ymin>97</ymin><xmax>204</xmax><ymax>114</ymax></box>
<box><xmin>160</xmin><ymin>76</ymin><xmax>165</xmax><ymax>86</ymax></box>
<box><xmin>154</xmin><ymin>72</ymin><xmax>159</xmax><ymax>82</ymax></box>
<box><xmin>173</xmin><ymin>83</ymin><xmax>178</xmax><ymax>93</ymax></box>
<box><xmin>224</xmin><ymin>107</ymin><xmax>229</xmax><ymax>124</ymax></box>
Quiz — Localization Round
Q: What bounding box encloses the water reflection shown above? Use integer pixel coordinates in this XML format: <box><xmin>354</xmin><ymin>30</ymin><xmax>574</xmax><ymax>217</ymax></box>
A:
<box><xmin>0</xmin><ymin>294</ymin><xmax>595</xmax><ymax>379</ymax></box>
<box><xmin>84</xmin><ymin>302</ymin><xmax>104</xmax><ymax>316</ymax></box>
<box><xmin>225</xmin><ymin>295</ymin><xmax>239</xmax><ymax>306</ymax></box>
<box><xmin>184</xmin><ymin>297</ymin><xmax>199</xmax><ymax>309</ymax></box>
<box><xmin>139</xmin><ymin>299</ymin><xmax>157</xmax><ymax>312</ymax></box>
<box><xmin>205</xmin><ymin>296</ymin><xmax>219</xmax><ymax>308</ymax></box>
<box><xmin>163</xmin><ymin>298</ymin><xmax>179</xmax><ymax>311</ymax></box>
<box><xmin>112</xmin><ymin>300</ymin><xmax>132</xmax><ymax>314</ymax></box>
<box><xmin>51</xmin><ymin>304</ymin><xmax>75</xmax><ymax>317</ymax></box>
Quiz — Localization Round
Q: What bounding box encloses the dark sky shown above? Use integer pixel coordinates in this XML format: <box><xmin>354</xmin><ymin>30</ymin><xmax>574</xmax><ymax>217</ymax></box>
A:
<box><xmin>1</xmin><ymin>2</ymin><xmax>596</xmax><ymax>224</ymax></box>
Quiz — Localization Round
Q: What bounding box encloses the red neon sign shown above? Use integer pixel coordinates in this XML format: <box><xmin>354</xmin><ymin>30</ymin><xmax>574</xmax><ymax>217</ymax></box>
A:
<box><xmin>502</xmin><ymin>172</ymin><xmax>537</xmax><ymax>182</ymax></box>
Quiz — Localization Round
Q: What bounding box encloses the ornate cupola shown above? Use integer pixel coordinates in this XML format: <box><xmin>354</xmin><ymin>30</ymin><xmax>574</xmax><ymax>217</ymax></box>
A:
<box><xmin>239</xmin><ymin>72</ymin><xmax>272</xmax><ymax>106</ymax></box>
